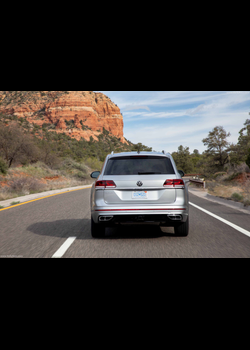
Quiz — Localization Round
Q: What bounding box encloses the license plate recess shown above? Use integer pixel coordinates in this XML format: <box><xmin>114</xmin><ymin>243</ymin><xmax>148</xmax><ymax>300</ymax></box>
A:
<box><xmin>132</xmin><ymin>191</ymin><xmax>148</xmax><ymax>199</ymax></box>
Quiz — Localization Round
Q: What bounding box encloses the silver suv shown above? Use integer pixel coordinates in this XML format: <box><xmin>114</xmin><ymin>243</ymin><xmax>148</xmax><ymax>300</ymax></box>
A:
<box><xmin>90</xmin><ymin>151</ymin><xmax>189</xmax><ymax>238</ymax></box>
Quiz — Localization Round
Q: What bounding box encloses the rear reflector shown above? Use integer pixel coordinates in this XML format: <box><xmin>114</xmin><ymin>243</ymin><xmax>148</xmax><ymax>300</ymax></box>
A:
<box><xmin>163</xmin><ymin>179</ymin><xmax>185</xmax><ymax>189</ymax></box>
<box><xmin>95</xmin><ymin>180</ymin><xmax>116</xmax><ymax>189</ymax></box>
<box><xmin>96</xmin><ymin>208</ymin><xmax>186</xmax><ymax>211</ymax></box>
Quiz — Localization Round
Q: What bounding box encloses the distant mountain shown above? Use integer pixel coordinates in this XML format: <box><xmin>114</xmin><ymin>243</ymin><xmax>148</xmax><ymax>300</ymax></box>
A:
<box><xmin>0</xmin><ymin>91</ymin><xmax>127</xmax><ymax>143</ymax></box>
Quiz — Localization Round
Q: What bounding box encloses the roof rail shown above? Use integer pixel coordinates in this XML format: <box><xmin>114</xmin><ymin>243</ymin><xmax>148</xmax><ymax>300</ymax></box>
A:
<box><xmin>162</xmin><ymin>150</ymin><xmax>165</xmax><ymax>154</ymax></box>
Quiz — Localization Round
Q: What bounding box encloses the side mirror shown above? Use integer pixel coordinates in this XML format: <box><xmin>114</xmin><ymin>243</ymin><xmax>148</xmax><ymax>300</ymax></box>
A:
<box><xmin>90</xmin><ymin>171</ymin><xmax>100</xmax><ymax>179</ymax></box>
<box><xmin>178</xmin><ymin>170</ymin><xmax>185</xmax><ymax>177</ymax></box>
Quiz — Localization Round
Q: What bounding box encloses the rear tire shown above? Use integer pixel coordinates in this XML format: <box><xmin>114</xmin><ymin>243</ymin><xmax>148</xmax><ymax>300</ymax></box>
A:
<box><xmin>174</xmin><ymin>217</ymin><xmax>189</xmax><ymax>237</ymax></box>
<box><xmin>91</xmin><ymin>217</ymin><xmax>106</xmax><ymax>238</ymax></box>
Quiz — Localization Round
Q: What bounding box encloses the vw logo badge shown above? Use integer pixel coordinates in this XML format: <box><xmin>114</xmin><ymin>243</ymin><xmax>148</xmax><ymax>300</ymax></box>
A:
<box><xmin>137</xmin><ymin>181</ymin><xmax>143</xmax><ymax>187</ymax></box>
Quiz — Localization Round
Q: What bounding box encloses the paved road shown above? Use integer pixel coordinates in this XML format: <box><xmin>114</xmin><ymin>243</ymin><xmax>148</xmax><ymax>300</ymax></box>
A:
<box><xmin>0</xmin><ymin>188</ymin><xmax>250</xmax><ymax>258</ymax></box>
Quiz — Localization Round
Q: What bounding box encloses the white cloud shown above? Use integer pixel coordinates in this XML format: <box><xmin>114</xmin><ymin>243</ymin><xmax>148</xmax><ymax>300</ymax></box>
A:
<box><xmin>125</xmin><ymin>111</ymin><xmax>250</xmax><ymax>153</ymax></box>
<box><xmin>95</xmin><ymin>91</ymin><xmax>250</xmax><ymax>153</ymax></box>
<box><xmin>186</xmin><ymin>104</ymin><xmax>206</xmax><ymax>115</ymax></box>
<box><xmin>123</xmin><ymin>105</ymin><xmax>150</xmax><ymax>112</ymax></box>
<box><xmin>124</xmin><ymin>110</ymin><xmax>185</xmax><ymax>120</ymax></box>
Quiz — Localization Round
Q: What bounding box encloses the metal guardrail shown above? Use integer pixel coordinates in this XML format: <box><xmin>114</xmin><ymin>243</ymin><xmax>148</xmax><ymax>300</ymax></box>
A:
<box><xmin>183</xmin><ymin>175</ymin><xmax>206</xmax><ymax>189</ymax></box>
<box><xmin>189</xmin><ymin>178</ymin><xmax>206</xmax><ymax>189</ymax></box>
<box><xmin>189</xmin><ymin>178</ymin><xmax>205</xmax><ymax>188</ymax></box>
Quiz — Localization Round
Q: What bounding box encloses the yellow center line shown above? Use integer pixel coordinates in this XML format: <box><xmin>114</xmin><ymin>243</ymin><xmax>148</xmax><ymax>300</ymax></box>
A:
<box><xmin>0</xmin><ymin>186</ymin><xmax>92</xmax><ymax>212</ymax></box>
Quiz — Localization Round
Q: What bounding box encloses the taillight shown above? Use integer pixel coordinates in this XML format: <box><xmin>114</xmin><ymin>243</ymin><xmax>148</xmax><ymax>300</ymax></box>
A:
<box><xmin>163</xmin><ymin>179</ymin><xmax>185</xmax><ymax>189</ymax></box>
<box><xmin>95</xmin><ymin>180</ymin><xmax>116</xmax><ymax>189</ymax></box>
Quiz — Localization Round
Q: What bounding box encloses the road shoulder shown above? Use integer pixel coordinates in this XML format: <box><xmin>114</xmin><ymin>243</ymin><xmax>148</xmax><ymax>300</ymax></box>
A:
<box><xmin>0</xmin><ymin>184</ymin><xmax>93</xmax><ymax>209</ymax></box>
<box><xmin>188</xmin><ymin>186</ymin><xmax>250</xmax><ymax>214</ymax></box>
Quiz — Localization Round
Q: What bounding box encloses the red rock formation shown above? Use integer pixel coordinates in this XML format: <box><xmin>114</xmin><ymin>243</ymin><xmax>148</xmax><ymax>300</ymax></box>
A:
<box><xmin>0</xmin><ymin>91</ymin><xmax>127</xmax><ymax>143</ymax></box>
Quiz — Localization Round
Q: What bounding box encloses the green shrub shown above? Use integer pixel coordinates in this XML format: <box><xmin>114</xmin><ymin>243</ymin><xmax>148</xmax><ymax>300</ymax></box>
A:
<box><xmin>0</xmin><ymin>157</ymin><xmax>8</xmax><ymax>174</ymax></box>
<box><xmin>83</xmin><ymin>157</ymin><xmax>103</xmax><ymax>171</ymax></box>
<box><xmin>246</xmin><ymin>149</ymin><xmax>250</xmax><ymax>169</ymax></box>
<box><xmin>243</xmin><ymin>198</ymin><xmax>250</xmax><ymax>207</ymax></box>
<box><xmin>206</xmin><ymin>181</ymin><xmax>217</xmax><ymax>192</ymax></box>
<box><xmin>231</xmin><ymin>193</ymin><xmax>243</xmax><ymax>202</ymax></box>
<box><xmin>21</xmin><ymin>162</ymin><xmax>53</xmax><ymax>178</ymax></box>
<box><xmin>61</xmin><ymin>158</ymin><xmax>88</xmax><ymax>173</ymax></box>
<box><xmin>73</xmin><ymin>171</ymin><xmax>89</xmax><ymax>180</ymax></box>
<box><xmin>213</xmin><ymin>172</ymin><xmax>227</xmax><ymax>179</ymax></box>
<box><xmin>9</xmin><ymin>177</ymin><xmax>46</xmax><ymax>195</ymax></box>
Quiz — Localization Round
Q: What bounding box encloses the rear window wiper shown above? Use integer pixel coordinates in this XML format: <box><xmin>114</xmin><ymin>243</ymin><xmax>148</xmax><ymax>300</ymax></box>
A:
<box><xmin>138</xmin><ymin>172</ymin><xmax>162</xmax><ymax>175</ymax></box>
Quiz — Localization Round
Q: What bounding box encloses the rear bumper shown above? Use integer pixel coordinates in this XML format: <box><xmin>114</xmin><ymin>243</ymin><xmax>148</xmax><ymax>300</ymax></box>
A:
<box><xmin>92</xmin><ymin>207</ymin><xmax>189</xmax><ymax>225</ymax></box>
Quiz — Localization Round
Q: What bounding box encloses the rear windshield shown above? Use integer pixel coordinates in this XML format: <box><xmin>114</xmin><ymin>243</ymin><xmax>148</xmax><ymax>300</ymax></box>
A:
<box><xmin>104</xmin><ymin>156</ymin><xmax>175</xmax><ymax>176</ymax></box>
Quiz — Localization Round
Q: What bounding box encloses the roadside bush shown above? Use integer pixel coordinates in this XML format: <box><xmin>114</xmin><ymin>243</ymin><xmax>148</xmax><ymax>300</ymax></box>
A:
<box><xmin>21</xmin><ymin>162</ymin><xmax>54</xmax><ymax>178</ymax></box>
<box><xmin>231</xmin><ymin>193</ymin><xmax>243</xmax><ymax>202</ymax></box>
<box><xmin>9</xmin><ymin>177</ymin><xmax>46</xmax><ymax>195</ymax></box>
<box><xmin>212</xmin><ymin>172</ymin><xmax>227</xmax><ymax>180</ymax></box>
<box><xmin>0</xmin><ymin>122</ymin><xmax>40</xmax><ymax>168</ymax></box>
<box><xmin>73</xmin><ymin>171</ymin><xmax>89</xmax><ymax>180</ymax></box>
<box><xmin>221</xmin><ymin>163</ymin><xmax>250</xmax><ymax>182</ymax></box>
<box><xmin>206</xmin><ymin>181</ymin><xmax>217</xmax><ymax>193</ymax></box>
<box><xmin>246</xmin><ymin>149</ymin><xmax>250</xmax><ymax>169</ymax></box>
<box><xmin>243</xmin><ymin>198</ymin><xmax>250</xmax><ymax>207</ymax></box>
<box><xmin>83</xmin><ymin>157</ymin><xmax>103</xmax><ymax>171</ymax></box>
<box><xmin>61</xmin><ymin>158</ymin><xmax>88</xmax><ymax>173</ymax></box>
<box><xmin>235</xmin><ymin>163</ymin><xmax>250</xmax><ymax>173</ymax></box>
<box><xmin>0</xmin><ymin>157</ymin><xmax>8</xmax><ymax>174</ymax></box>
<box><xmin>0</xmin><ymin>186</ymin><xmax>10</xmax><ymax>201</ymax></box>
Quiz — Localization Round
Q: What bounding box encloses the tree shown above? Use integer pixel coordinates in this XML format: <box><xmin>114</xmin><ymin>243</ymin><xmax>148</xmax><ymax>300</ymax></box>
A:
<box><xmin>190</xmin><ymin>149</ymin><xmax>203</xmax><ymax>173</ymax></box>
<box><xmin>172</xmin><ymin>145</ymin><xmax>194</xmax><ymax>174</ymax></box>
<box><xmin>131</xmin><ymin>143</ymin><xmax>152</xmax><ymax>152</ymax></box>
<box><xmin>237</xmin><ymin>119</ymin><xmax>250</xmax><ymax>163</ymax></box>
<box><xmin>246</xmin><ymin>148</ymin><xmax>250</xmax><ymax>169</ymax></box>
<box><xmin>202</xmin><ymin>126</ymin><xmax>231</xmax><ymax>167</ymax></box>
<box><xmin>0</xmin><ymin>122</ymin><xmax>39</xmax><ymax>167</ymax></box>
<box><xmin>0</xmin><ymin>157</ymin><xmax>8</xmax><ymax>174</ymax></box>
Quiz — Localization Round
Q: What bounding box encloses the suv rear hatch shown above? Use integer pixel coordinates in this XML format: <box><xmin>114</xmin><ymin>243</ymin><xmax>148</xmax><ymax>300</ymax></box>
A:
<box><xmin>101</xmin><ymin>155</ymin><xmax>178</xmax><ymax>206</ymax></box>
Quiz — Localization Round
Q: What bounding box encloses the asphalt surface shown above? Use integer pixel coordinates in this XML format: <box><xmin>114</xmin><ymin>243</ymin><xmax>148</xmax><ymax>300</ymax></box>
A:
<box><xmin>1</xmin><ymin>188</ymin><xmax>250</xmax><ymax>258</ymax></box>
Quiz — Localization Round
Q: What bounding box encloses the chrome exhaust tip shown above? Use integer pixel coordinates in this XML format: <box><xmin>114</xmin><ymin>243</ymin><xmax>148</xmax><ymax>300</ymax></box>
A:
<box><xmin>99</xmin><ymin>216</ymin><xmax>114</xmax><ymax>222</ymax></box>
<box><xmin>167</xmin><ymin>215</ymin><xmax>182</xmax><ymax>221</ymax></box>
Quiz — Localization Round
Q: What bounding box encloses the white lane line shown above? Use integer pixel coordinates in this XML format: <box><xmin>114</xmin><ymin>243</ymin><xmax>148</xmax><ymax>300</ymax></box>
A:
<box><xmin>52</xmin><ymin>237</ymin><xmax>77</xmax><ymax>258</ymax></box>
<box><xmin>189</xmin><ymin>202</ymin><xmax>250</xmax><ymax>238</ymax></box>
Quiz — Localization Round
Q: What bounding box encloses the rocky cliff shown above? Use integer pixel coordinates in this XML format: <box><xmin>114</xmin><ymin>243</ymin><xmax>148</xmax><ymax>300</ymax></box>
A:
<box><xmin>0</xmin><ymin>91</ymin><xmax>127</xmax><ymax>143</ymax></box>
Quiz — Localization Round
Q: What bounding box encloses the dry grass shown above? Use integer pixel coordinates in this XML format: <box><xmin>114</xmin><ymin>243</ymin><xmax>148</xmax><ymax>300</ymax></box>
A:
<box><xmin>0</xmin><ymin>161</ymin><xmax>93</xmax><ymax>201</ymax></box>
<box><xmin>206</xmin><ymin>179</ymin><xmax>250</xmax><ymax>207</ymax></box>
<box><xmin>205</xmin><ymin>163</ymin><xmax>250</xmax><ymax>207</ymax></box>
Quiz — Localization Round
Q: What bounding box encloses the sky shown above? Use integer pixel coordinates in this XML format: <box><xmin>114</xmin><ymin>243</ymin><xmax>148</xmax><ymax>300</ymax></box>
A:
<box><xmin>94</xmin><ymin>91</ymin><xmax>250</xmax><ymax>154</ymax></box>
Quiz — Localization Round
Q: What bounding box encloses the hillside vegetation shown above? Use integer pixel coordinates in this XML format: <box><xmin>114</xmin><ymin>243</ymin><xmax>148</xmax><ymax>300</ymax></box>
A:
<box><xmin>1</xmin><ymin>92</ymin><xmax>250</xmax><ymax>206</ymax></box>
<box><xmin>0</xmin><ymin>112</ymin><xmax>151</xmax><ymax>200</ymax></box>
<box><xmin>172</xmin><ymin>120</ymin><xmax>250</xmax><ymax>206</ymax></box>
